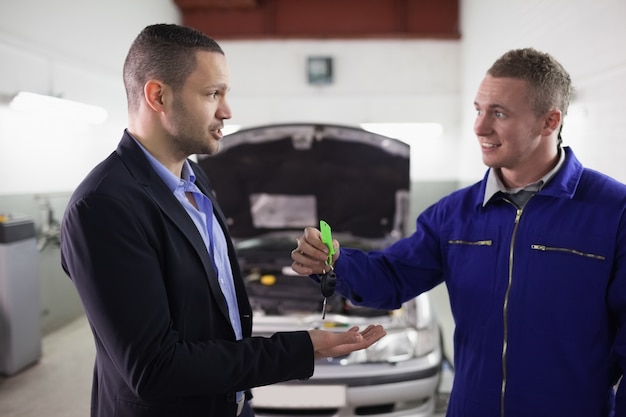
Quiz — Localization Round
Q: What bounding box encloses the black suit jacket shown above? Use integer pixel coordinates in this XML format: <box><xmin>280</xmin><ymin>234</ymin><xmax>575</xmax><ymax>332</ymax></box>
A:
<box><xmin>61</xmin><ymin>131</ymin><xmax>314</xmax><ymax>417</ymax></box>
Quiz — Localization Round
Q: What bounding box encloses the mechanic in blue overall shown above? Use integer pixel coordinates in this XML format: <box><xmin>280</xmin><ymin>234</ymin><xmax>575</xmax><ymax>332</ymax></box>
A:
<box><xmin>291</xmin><ymin>47</ymin><xmax>626</xmax><ymax>417</ymax></box>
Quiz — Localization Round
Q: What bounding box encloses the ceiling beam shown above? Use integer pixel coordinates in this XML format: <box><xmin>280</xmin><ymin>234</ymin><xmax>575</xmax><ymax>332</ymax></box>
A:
<box><xmin>173</xmin><ymin>0</ymin><xmax>460</xmax><ymax>40</ymax></box>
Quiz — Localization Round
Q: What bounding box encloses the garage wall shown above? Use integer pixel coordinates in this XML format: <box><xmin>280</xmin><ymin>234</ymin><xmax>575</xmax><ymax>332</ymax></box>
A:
<box><xmin>0</xmin><ymin>0</ymin><xmax>182</xmax><ymax>333</ymax></box>
<box><xmin>0</xmin><ymin>6</ymin><xmax>461</xmax><ymax>196</ymax></box>
<box><xmin>0</xmin><ymin>0</ymin><xmax>182</xmax><ymax>195</ymax></box>
<box><xmin>2</xmin><ymin>1</ymin><xmax>624</xmax><ymax>198</ymax></box>
<box><xmin>458</xmin><ymin>0</ymin><xmax>626</xmax><ymax>183</ymax></box>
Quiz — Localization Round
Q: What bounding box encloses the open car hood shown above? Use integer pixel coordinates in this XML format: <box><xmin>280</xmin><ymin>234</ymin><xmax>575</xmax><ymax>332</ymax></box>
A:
<box><xmin>197</xmin><ymin>123</ymin><xmax>410</xmax><ymax>240</ymax></box>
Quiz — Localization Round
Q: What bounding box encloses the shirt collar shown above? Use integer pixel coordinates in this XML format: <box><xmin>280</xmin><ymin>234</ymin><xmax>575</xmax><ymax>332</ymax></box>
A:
<box><xmin>128</xmin><ymin>131</ymin><xmax>195</xmax><ymax>193</ymax></box>
<box><xmin>483</xmin><ymin>147</ymin><xmax>566</xmax><ymax>206</ymax></box>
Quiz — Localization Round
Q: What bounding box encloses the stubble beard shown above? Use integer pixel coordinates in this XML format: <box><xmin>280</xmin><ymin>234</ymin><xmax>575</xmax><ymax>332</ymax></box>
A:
<box><xmin>168</xmin><ymin>97</ymin><xmax>218</xmax><ymax>157</ymax></box>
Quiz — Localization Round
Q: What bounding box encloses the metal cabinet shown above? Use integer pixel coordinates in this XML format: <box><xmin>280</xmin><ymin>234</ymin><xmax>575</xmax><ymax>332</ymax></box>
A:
<box><xmin>0</xmin><ymin>216</ymin><xmax>41</xmax><ymax>376</ymax></box>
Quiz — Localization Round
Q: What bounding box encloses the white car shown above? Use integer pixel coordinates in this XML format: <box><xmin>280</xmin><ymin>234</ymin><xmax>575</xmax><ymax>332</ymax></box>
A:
<box><xmin>198</xmin><ymin>123</ymin><xmax>443</xmax><ymax>417</ymax></box>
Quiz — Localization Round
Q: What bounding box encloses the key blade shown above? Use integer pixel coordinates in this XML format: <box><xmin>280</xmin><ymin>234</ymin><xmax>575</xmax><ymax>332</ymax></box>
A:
<box><xmin>322</xmin><ymin>297</ymin><xmax>327</xmax><ymax>319</ymax></box>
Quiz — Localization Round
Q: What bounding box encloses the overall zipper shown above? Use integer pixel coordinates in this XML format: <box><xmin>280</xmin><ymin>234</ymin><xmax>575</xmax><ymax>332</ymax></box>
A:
<box><xmin>530</xmin><ymin>244</ymin><xmax>605</xmax><ymax>260</ymax></box>
<box><xmin>448</xmin><ymin>239</ymin><xmax>493</xmax><ymax>246</ymax></box>
<box><xmin>501</xmin><ymin>203</ymin><xmax>523</xmax><ymax>417</ymax></box>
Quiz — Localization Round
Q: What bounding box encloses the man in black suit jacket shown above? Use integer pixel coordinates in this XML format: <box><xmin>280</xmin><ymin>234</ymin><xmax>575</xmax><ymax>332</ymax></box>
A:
<box><xmin>60</xmin><ymin>24</ymin><xmax>385</xmax><ymax>417</ymax></box>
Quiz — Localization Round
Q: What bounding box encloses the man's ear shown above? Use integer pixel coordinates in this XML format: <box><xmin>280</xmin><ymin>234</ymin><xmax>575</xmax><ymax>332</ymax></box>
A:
<box><xmin>542</xmin><ymin>109</ymin><xmax>562</xmax><ymax>136</ymax></box>
<box><xmin>144</xmin><ymin>80</ymin><xmax>166</xmax><ymax>112</ymax></box>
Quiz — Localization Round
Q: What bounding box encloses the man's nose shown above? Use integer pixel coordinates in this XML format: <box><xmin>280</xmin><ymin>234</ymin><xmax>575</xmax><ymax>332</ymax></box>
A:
<box><xmin>474</xmin><ymin>114</ymin><xmax>491</xmax><ymax>136</ymax></box>
<box><xmin>218</xmin><ymin>99</ymin><xmax>232</xmax><ymax>120</ymax></box>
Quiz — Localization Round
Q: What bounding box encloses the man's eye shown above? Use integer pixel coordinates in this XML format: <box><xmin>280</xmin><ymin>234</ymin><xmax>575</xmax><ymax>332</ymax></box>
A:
<box><xmin>209</xmin><ymin>92</ymin><xmax>218</xmax><ymax>99</ymax></box>
<box><xmin>495</xmin><ymin>111</ymin><xmax>504</xmax><ymax>118</ymax></box>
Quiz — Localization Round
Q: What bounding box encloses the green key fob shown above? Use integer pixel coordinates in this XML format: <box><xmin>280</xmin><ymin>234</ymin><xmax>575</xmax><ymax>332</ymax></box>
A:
<box><xmin>319</xmin><ymin>220</ymin><xmax>337</xmax><ymax>318</ymax></box>
<box><xmin>320</xmin><ymin>220</ymin><xmax>335</xmax><ymax>265</ymax></box>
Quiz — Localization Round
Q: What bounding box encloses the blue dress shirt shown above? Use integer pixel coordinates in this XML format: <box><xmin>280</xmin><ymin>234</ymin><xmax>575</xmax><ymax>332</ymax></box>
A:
<box><xmin>131</xmin><ymin>136</ymin><xmax>243</xmax><ymax>341</ymax></box>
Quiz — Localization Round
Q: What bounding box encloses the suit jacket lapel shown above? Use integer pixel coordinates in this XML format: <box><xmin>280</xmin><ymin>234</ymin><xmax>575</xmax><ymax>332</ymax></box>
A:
<box><xmin>191</xmin><ymin>160</ymin><xmax>253</xmax><ymax>336</ymax></box>
<box><xmin>115</xmin><ymin>132</ymin><xmax>232</xmax><ymax>322</ymax></box>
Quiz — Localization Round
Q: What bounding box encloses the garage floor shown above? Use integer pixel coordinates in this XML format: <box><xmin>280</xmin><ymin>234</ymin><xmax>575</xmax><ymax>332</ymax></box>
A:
<box><xmin>0</xmin><ymin>315</ymin><xmax>452</xmax><ymax>417</ymax></box>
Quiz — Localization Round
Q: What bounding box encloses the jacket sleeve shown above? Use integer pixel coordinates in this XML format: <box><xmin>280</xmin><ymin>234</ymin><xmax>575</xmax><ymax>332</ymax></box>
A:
<box><xmin>334</xmin><ymin>204</ymin><xmax>445</xmax><ymax>310</ymax></box>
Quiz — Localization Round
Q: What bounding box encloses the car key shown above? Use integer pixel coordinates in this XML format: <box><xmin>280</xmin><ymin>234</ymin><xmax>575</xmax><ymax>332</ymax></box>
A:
<box><xmin>320</xmin><ymin>268</ymin><xmax>336</xmax><ymax>319</ymax></box>
<box><xmin>319</xmin><ymin>220</ymin><xmax>336</xmax><ymax>319</ymax></box>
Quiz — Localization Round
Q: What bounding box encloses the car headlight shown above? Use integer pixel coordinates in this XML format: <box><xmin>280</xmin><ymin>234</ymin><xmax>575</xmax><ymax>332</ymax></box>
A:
<box><xmin>348</xmin><ymin>325</ymin><xmax>438</xmax><ymax>364</ymax></box>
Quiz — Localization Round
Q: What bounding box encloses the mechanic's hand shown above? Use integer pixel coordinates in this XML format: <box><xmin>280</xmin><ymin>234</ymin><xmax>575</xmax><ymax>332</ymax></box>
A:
<box><xmin>292</xmin><ymin>227</ymin><xmax>340</xmax><ymax>275</ymax></box>
<box><xmin>309</xmin><ymin>325</ymin><xmax>386</xmax><ymax>360</ymax></box>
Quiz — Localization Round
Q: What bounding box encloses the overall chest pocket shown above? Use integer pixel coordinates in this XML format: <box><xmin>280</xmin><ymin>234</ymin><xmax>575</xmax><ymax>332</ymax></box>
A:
<box><xmin>445</xmin><ymin>237</ymin><xmax>500</xmax><ymax>327</ymax></box>
<box><xmin>520</xmin><ymin>239</ymin><xmax>610</xmax><ymax>341</ymax></box>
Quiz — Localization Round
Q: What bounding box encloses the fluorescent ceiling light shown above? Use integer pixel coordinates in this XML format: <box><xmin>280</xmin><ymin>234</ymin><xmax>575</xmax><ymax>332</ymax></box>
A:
<box><xmin>10</xmin><ymin>91</ymin><xmax>108</xmax><ymax>124</ymax></box>
<box><xmin>361</xmin><ymin>122</ymin><xmax>443</xmax><ymax>143</ymax></box>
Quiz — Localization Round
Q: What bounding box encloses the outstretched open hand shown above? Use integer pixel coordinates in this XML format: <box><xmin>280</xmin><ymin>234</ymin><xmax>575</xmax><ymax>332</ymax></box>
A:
<box><xmin>309</xmin><ymin>325</ymin><xmax>386</xmax><ymax>360</ymax></box>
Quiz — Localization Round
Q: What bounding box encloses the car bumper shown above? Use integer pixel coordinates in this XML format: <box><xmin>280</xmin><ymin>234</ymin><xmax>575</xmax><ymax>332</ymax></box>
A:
<box><xmin>252</xmin><ymin>349</ymin><xmax>441</xmax><ymax>417</ymax></box>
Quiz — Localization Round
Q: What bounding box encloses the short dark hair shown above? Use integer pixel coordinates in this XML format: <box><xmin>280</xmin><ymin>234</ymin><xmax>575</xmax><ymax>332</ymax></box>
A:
<box><xmin>487</xmin><ymin>48</ymin><xmax>573</xmax><ymax>118</ymax></box>
<box><xmin>123</xmin><ymin>23</ymin><xmax>224</xmax><ymax>112</ymax></box>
